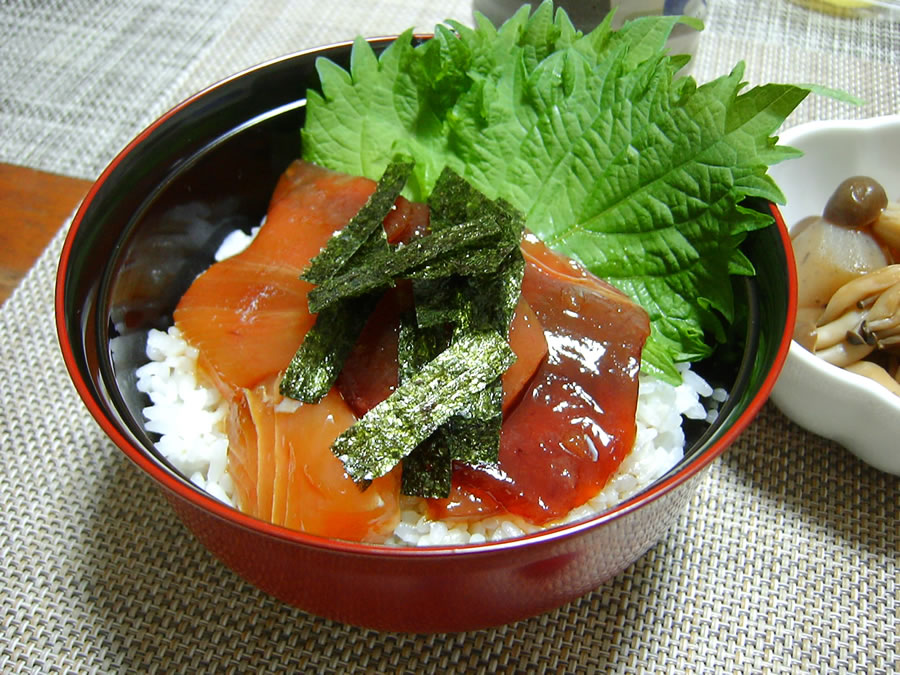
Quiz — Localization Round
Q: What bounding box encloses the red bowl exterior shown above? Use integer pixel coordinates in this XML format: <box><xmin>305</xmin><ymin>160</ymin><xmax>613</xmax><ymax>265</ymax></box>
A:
<box><xmin>54</xmin><ymin>38</ymin><xmax>797</xmax><ymax>632</ymax></box>
<box><xmin>160</xmin><ymin>470</ymin><xmax>701</xmax><ymax>632</ymax></box>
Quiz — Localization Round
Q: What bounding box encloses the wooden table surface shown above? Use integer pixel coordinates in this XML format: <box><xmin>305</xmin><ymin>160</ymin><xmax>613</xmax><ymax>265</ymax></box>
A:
<box><xmin>0</xmin><ymin>163</ymin><xmax>92</xmax><ymax>304</ymax></box>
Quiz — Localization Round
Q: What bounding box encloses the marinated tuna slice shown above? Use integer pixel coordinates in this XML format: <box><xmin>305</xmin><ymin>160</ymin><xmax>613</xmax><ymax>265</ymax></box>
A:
<box><xmin>175</xmin><ymin>160</ymin><xmax>420</xmax><ymax>542</ymax></box>
<box><xmin>174</xmin><ymin>160</ymin><xmax>379</xmax><ymax>393</ymax></box>
<box><xmin>244</xmin><ymin>383</ymin><xmax>277</xmax><ymax>522</ymax></box>
<box><xmin>227</xmin><ymin>377</ymin><xmax>400</xmax><ymax>541</ymax></box>
<box><xmin>336</xmin><ymin>286</ymin><xmax>548</xmax><ymax>417</ymax></box>
<box><xmin>382</xmin><ymin>196</ymin><xmax>430</xmax><ymax>244</ymax></box>
<box><xmin>276</xmin><ymin>388</ymin><xmax>401</xmax><ymax>542</ymax></box>
<box><xmin>336</xmin><ymin>285</ymin><xmax>409</xmax><ymax>417</ymax></box>
<box><xmin>428</xmin><ymin>235</ymin><xmax>651</xmax><ymax>525</ymax></box>
<box><xmin>502</xmin><ymin>296</ymin><xmax>547</xmax><ymax>412</ymax></box>
<box><xmin>225</xmin><ymin>395</ymin><xmax>258</xmax><ymax>516</ymax></box>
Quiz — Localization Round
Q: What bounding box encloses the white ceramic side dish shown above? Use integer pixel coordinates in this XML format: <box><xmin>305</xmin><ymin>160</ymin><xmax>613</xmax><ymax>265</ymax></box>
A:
<box><xmin>769</xmin><ymin>114</ymin><xmax>900</xmax><ymax>475</ymax></box>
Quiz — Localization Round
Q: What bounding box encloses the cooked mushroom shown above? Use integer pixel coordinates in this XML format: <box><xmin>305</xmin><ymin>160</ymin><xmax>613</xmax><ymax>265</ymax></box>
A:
<box><xmin>822</xmin><ymin>176</ymin><xmax>888</xmax><ymax>228</ymax></box>
<box><xmin>790</xmin><ymin>175</ymin><xmax>900</xmax><ymax>398</ymax></box>
<box><xmin>815</xmin><ymin>340</ymin><xmax>874</xmax><ymax>368</ymax></box>
<box><xmin>811</xmin><ymin>278</ymin><xmax>900</xmax><ymax>392</ymax></box>
<box><xmin>815</xmin><ymin>279</ymin><xmax>900</xmax><ymax>343</ymax></box>
<box><xmin>819</xmin><ymin>264</ymin><xmax>900</xmax><ymax>325</ymax></box>
<box><xmin>813</xmin><ymin>306</ymin><xmax>866</xmax><ymax>350</ymax></box>
<box><xmin>862</xmin><ymin>282</ymin><xmax>900</xmax><ymax>348</ymax></box>
<box><xmin>793</xmin><ymin>306</ymin><xmax>822</xmax><ymax>351</ymax></box>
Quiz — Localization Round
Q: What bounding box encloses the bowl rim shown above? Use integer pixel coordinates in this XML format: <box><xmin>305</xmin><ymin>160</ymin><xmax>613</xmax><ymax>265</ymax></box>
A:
<box><xmin>777</xmin><ymin>113</ymin><xmax>900</xmax><ymax>144</ymax></box>
<box><xmin>54</xmin><ymin>38</ymin><xmax>799</xmax><ymax>557</ymax></box>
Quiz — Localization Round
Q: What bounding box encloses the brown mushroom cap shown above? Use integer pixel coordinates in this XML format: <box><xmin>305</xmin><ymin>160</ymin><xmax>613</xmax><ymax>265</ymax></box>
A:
<box><xmin>823</xmin><ymin>176</ymin><xmax>888</xmax><ymax>228</ymax></box>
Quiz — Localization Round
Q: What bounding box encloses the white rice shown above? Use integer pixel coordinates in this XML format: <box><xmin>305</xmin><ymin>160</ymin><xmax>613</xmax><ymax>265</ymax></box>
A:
<box><xmin>134</xmin><ymin>229</ymin><xmax>726</xmax><ymax>546</ymax></box>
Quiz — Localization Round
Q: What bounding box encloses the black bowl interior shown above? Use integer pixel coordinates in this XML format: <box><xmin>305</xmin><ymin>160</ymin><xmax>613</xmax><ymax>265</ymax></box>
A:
<box><xmin>60</xmin><ymin>37</ymin><xmax>791</xmax><ymax>504</ymax></box>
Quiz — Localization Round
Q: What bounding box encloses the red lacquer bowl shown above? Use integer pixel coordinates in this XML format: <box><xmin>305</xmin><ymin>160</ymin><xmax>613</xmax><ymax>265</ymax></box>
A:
<box><xmin>55</xmin><ymin>37</ymin><xmax>796</xmax><ymax>632</ymax></box>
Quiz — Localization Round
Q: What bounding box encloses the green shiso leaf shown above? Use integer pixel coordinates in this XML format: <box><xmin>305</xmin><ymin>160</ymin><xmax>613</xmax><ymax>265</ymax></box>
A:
<box><xmin>301</xmin><ymin>0</ymin><xmax>839</xmax><ymax>382</ymax></box>
<box><xmin>302</xmin><ymin>156</ymin><xmax>414</xmax><ymax>284</ymax></box>
<box><xmin>332</xmin><ymin>330</ymin><xmax>515</xmax><ymax>484</ymax></box>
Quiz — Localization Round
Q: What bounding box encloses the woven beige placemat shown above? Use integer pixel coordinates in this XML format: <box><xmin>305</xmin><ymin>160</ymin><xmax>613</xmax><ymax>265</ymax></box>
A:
<box><xmin>2</xmin><ymin>0</ymin><xmax>898</xmax><ymax>672</ymax></box>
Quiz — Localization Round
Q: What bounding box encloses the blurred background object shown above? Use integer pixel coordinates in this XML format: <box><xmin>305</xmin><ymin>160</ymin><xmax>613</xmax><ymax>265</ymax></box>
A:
<box><xmin>786</xmin><ymin>0</ymin><xmax>900</xmax><ymax>17</ymax></box>
<box><xmin>473</xmin><ymin>1</ymin><xmax>709</xmax><ymax>55</ymax></box>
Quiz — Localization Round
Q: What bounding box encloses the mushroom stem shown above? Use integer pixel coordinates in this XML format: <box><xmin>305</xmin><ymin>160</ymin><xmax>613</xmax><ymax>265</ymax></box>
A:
<box><xmin>819</xmin><ymin>264</ymin><xmax>900</xmax><ymax>325</ymax></box>
<box><xmin>814</xmin><ymin>308</ymin><xmax>865</xmax><ymax>350</ymax></box>
<box><xmin>867</xmin><ymin>316</ymin><xmax>900</xmax><ymax>335</ymax></box>
<box><xmin>876</xmin><ymin>334</ymin><xmax>900</xmax><ymax>348</ymax></box>
<box><xmin>815</xmin><ymin>341</ymin><xmax>874</xmax><ymax>368</ymax></box>
<box><xmin>866</xmin><ymin>281</ymin><xmax>900</xmax><ymax>321</ymax></box>
<box><xmin>859</xmin><ymin>282</ymin><xmax>900</xmax><ymax>350</ymax></box>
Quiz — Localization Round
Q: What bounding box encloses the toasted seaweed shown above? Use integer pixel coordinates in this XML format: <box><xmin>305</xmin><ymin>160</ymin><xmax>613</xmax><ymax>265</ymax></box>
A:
<box><xmin>400</xmin><ymin>217</ymin><xmax>525</xmax><ymax>480</ymax></box>
<box><xmin>331</xmin><ymin>331</ymin><xmax>515</xmax><ymax>484</ymax></box>
<box><xmin>302</xmin><ymin>156</ymin><xmax>413</xmax><ymax>284</ymax></box>
<box><xmin>284</xmin><ymin>163</ymin><xmax>528</xmax><ymax>491</ymax></box>
<box><xmin>397</xmin><ymin>314</ymin><xmax>454</xmax><ymax>498</ymax></box>
<box><xmin>428</xmin><ymin>166</ymin><xmax>508</xmax><ymax>231</ymax></box>
<box><xmin>400</xmin><ymin>440</ymin><xmax>453</xmax><ymax>499</ymax></box>
<box><xmin>306</xmin><ymin>216</ymin><xmax>513</xmax><ymax>313</ymax></box>
<box><xmin>412</xmin><ymin>276</ymin><xmax>467</xmax><ymax>329</ymax></box>
<box><xmin>279</xmin><ymin>292</ymin><xmax>380</xmax><ymax>402</ymax></box>
<box><xmin>445</xmin><ymin>409</ymin><xmax>503</xmax><ymax>467</ymax></box>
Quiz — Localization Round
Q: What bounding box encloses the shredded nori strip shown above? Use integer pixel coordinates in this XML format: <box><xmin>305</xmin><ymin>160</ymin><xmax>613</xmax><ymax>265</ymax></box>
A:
<box><xmin>428</xmin><ymin>166</ymin><xmax>507</xmax><ymax>232</ymax></box>
<box><xmin>279</xmin><ymin>292</ymin><xmax>380</xmax><ymax>402</ymax></box>
<box><xmin>413</xmin><ymin>250</ymin><xmax>525</xmax><ymax>467</ymax></box>
<box><xmin>281</xmin><ymin>158</ymin><xmax>412</xmax><ymax>403</ymax></box>
<box><xmin>306</xmin><ymin>216</ymin><xmax>514</xmax><ymax>314</ymax></box>
<box><xmin>469</xmin><ymin>250</ymin><xmax>526</xmax><ymax>333</ymax></box>
<box><xmin>397</xmin><ymin>314</ymin><xmax>450</xmax><ymax>381</ymax></box>
<box><xmin>396</xmin><ymin>185</ymin><xmax>527</xmax><ymax>479</ymax></box>
<box><xmin>446</xmin><ymin>253</ymin><xmax>524</xmax><ymax>464</ymax></box>
<box><xmin>445</xmin><ymin>411</ymin><xmax>503</xmax><ymax>467</ymax></box>
<box><xmin>401</xmin><ymin>441</ymin><xmax>453</xmax><ymax>499</ymax></box>
<box><xmin>331</xmin><ymin>331</ymin><xmax>515</xmax><ymax>484</ymax></box>
<box><xmin>280</xmin><ymin>162</ymin><xmax>529</xmax><ymax>492</ymax></box>
<box><xmin>301</xmin><ymin>156</ymin><xmax>413</xmax><ymax>284</ymax></box>
<box><xmin>397</xmin><ymin>315</ymin><xmax>454</xmax><ymax>498</ymax></box>
<box><xmin>412</xmin><ymin>276</ymin><xmax>468</xmax><ymax>329</ymax></box>
<box><xmin>419</xmin><ymin>250</ymin><xmax>525</xmax><ymax>338</ymax></box>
